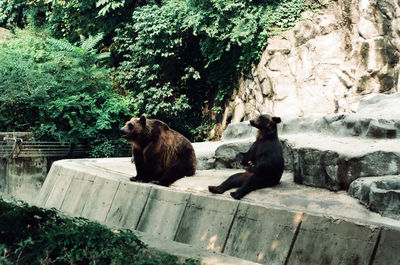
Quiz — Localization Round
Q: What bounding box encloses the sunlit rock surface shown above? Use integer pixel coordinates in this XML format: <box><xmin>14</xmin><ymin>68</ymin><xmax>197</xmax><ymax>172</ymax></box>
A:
<box><xmin>221</xmin><ymin>0</ymin><xmax>400</xmax><ymax>127</ymax></box>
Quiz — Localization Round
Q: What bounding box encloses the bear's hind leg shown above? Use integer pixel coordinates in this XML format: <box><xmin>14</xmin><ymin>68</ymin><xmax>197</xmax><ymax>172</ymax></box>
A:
<box><xmin>158</xmin><ymin>163</ymin><xmax>195</xmax><ymax>186</ymax></box>
<box><xmin>230</xmin><ymin>175</ymin><xmax>260</xmax><ymax>200</ymax></box>
<box><xmin>230</xmin><ymin>174</ymin><xmax>278</xmax><ymax>200</ymax></box>
<box><xmin>208</xmin><ymin>172</ymin><xmax>249</xmax><ymax>194</ymax></box>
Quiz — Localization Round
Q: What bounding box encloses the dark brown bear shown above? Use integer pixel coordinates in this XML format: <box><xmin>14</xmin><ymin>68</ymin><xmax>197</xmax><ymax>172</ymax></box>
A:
<box><xmin>120</xmin><ymin>115</ymin><xmax>196</xmax><ymax>186</ymax></box>
<box><xmin>208</xmin><ymin>114</ymin><xmax>284</xmax><ymax>199</ymax></box>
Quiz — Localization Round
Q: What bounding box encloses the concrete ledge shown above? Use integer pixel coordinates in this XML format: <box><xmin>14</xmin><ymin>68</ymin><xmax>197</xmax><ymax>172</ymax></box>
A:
<box><xmin>36</xmin><ymin>158</ymin><xmax>400</xmax><ymax>264</ymax></box>
<box><xmin>135</xmin><ymin>230</ymin><xmax>261</xmax><ymax>265</ymax></box>
<box><xmin>288</xmin><ymin>214</ymin><xmax>379</xmax><ymax>265</ymax></box>
<box><xmin>374</xmin><ymin>228</ymin><xmax>400</xmax><ymax>265</ymax></box>
<box><xmin>105</xmin><ymin>181</ymin><xmax>151</xmax><ymax>230</ymax></box>
<box><xmin>137</xmin><ymin>187</ymin><xmax>190</xmax><ymax>240</ymax></box>
<box><xmin>174</xmin><ymin>194</ymin><xmax>239</xmax><ymax>252</ymax></box>
<box><xmin>223</xmin><ymin>203</ymin><xmax>302</xmax><ymax>264</ymax></box>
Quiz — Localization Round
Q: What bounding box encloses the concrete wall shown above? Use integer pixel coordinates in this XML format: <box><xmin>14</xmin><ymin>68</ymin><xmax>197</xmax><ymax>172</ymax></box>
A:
<box><xmin>0</xmin><ymin>153</ymin><xmax>62</xmax><ymax>203</ymax></box>
<box><xmin>0</xmin><ymin>132</ymin><xmax>50</xmax><ymax>202</ymax></box>
<box><xmin>0</xmin><ymin>132</ymin><xmax>94</xmax><ymax>203</ymax></box>
<box><xmin>36</xmin><ymin>159</ymin><xmax>400</xmax><ymax>265</ymax></box>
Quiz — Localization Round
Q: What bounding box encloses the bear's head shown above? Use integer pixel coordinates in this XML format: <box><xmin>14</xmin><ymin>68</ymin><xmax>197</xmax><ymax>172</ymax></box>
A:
<box><xmin>120</xmin><ymin>115</ymin><xmax>148</xmax><ymax>144</ymax></box>
<box><xmin>250</xmin><ymin>114</ymin><xmax>281</xmax><ymax>138</ymax></box>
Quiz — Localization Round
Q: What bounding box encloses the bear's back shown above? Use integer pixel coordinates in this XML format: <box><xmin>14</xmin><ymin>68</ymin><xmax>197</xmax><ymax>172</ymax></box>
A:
<box><xmin>148</xmin><ymin>119</ymin><xmax>196</xmax><ymax>171</ymax></box>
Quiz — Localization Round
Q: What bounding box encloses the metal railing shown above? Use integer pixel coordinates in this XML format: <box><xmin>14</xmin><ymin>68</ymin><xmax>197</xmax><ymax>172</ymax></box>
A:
<box><xmin>0</xmin><ymin>137</ymin><xmax>132</xmax><ymax>158</ymax></box>
<box><xmin>0</xmin><ymin>137</ymin><xmax>86</xmax><ymax>158</ymax></box>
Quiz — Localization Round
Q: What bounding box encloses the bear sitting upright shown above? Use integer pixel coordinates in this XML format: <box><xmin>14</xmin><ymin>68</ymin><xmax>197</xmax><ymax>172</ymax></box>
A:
<box><xmin>208</xmin><ymin>114</ymin><xmax>284</xmax><ymax>199</ymax></box>
<box><xmin>120</xmin><ymin>115</ymin><xmax>196</xmax><ymax>186</ymax></box>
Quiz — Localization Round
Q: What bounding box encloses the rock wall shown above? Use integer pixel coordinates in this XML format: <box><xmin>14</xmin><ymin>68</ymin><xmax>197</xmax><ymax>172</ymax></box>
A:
<box><xmin>222</xmin><ymin>0</ymin><xmax>400</xmax><ymax>126</ymax></box>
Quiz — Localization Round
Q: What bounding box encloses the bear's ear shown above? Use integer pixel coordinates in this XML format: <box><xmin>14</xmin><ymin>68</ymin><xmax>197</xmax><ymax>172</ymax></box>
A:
<box><xmin>139</xmin><ymin>115</ymin><xmax>146</xmax><ymax>126</ymax></box>
<box><xmin>272</xmin><ymin>116</ymin><xmax>281</xmax><ymax>124</ymax></box>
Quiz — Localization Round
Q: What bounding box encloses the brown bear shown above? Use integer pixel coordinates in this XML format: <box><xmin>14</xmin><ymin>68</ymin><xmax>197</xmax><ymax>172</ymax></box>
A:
<box><xmin>208</xmin><ymin>114</ymin><xmax>284</xmax><ymax>199</ymax></box>
<box><xmin>120</xmin><ymin>115</ymin><xmax>196</xmax><ymax>186</ymax></box>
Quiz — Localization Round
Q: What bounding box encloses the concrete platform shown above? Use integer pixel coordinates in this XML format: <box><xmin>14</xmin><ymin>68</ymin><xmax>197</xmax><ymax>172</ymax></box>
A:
<box><xmin>36</xmin><ymin>158</ymin><xmax>400</xmax><ymax>265</ymax></box>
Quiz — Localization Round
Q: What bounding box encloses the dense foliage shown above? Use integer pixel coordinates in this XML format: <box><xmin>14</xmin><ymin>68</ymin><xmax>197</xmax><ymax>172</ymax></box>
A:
<box><xmin>0</xmin><ymin>0</ymin><xmax>313</xmax><ymax>147</ymax></box>
<box><xmin>113</xmin><ymin>0</ymin><xmax>310</xmax><ymax>139</ymax></box>
<box><xmin>0</xmin><ymin>197</ymin><xmax>199</xmax><ymax>264</ymax></box>
<box><xmin>0</xmin><ymin>0</ymin><xmax>159</xmax><ymax>43</ymax></box>
<box><xmin>0</xmin><ymin>29</ymin><xmax>132</xmax><ymax>157</ymax></box>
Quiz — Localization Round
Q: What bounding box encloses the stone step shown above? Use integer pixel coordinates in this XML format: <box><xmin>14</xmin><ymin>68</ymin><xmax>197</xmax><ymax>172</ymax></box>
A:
<box><xmin>281</xmin><ymin>114</ymin><xmax>400</xmax><ymax>139</ymax></box>
<box><xmin>349</xmin><ymin>176</ymin><xmax>400</xmax><ymax>220</ymax></box>
<box><xmin>282</xmin><ymin>133</ymin><xmax>400</xmax><ymax>191</ymax></box>
<box><xmin>279</xmin><ymin>94</ymin><xmax>400</xmax><ymax>139</ymax></box>
<box><xmin>36</xmin><ymin>158</ymin><xmax>400</xmax><ymax>265</ymax></box>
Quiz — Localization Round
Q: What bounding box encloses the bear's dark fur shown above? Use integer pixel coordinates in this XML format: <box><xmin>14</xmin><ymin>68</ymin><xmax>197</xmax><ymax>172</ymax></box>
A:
<box><xmin>120</xmin><ymin>116</ymin><xmax>196</xmax><ymax>186</ymax></box>
<box><xmin>208</xmin><ymin>114</ymin><xmax>284</xmax><ymax>199</ymax></box>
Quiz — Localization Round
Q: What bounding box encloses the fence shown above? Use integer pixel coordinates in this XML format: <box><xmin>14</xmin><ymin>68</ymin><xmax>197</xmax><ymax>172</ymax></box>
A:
<box><xmin>0</xmin><ymin>138</ymin><xmax>86</xmax><ymax>158</ymax></box>
<box><xmin>0</xmin><ymin>133</ymin><xmax>132</xmax><ymax>203</ymax></box>
<box><xmin>0</xmin><ymin>137</ymin><xmax>132</xmax><ymax>159</ymax></box>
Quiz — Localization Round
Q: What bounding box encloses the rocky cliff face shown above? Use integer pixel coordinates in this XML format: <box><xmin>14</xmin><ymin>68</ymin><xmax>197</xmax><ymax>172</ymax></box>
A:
<box><xmin>221</xmin><ymin>0</ymin><xmax>400</xmax><ymax>127</ymax></box>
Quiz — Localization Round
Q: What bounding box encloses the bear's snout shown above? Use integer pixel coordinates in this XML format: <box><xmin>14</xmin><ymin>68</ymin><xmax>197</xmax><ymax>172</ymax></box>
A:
<box><xmin>119</xmin><ymin>127</ymin><xmax>127</xmax><ymax>138</ymax></box>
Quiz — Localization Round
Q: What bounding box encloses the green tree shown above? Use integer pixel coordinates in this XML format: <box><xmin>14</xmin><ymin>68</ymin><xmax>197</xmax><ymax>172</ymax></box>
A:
<box><xmin>0</xmin><ymin>29</ymin><xmax>132</xmax><ymax>157</ymax></box>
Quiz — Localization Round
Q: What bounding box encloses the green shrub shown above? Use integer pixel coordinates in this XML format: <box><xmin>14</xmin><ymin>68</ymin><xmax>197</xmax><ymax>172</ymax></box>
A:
<box><xmin>0</xmin><ymin>197</ymin><xmax>199</xmax><ymax>264</ymax></box>
<box><xmin>0</xmin><ymin>29</ymin><xmax>132</xmax><ymax>157</ymax></box>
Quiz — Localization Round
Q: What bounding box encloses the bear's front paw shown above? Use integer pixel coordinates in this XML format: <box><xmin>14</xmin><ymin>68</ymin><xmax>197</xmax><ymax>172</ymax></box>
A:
<box><xmin>149</xmin><ymin>180</ymin><xmax>161</xmax><ymax>185</ymax></box>
<box><xmin>129</xmin><ymin>176</ymin><xmax>143</xmax><ymax>182</ymax></box>
<box><xmin>230</xmin><ymin>191</ymin><xmax>242</xmax><ymax>200</ymax></box>
<box><xmin>231</xmin><ymin>161</ymin><xmax>242</xmax><ymax>168</ymax></box>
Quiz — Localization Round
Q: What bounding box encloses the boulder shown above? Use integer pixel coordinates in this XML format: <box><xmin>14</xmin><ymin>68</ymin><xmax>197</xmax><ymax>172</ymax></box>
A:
<box><xmin>221</xmin><ymin>121</ymin><xmax>257</xmax><ymax>141</ymax></box>
<box><xmin>214</xmin><ymin>140</ymin><xmax>253</xmax><ymax>169</ymax></box>
<box><xmin>357</xmin><ymin>93</ymin><xmax>400</xmax><ymax>117</ymax></box>
<box><xmin>215</xmin><ymin>122</ymin><xmax>257</xmax><ymax>169</ymax></box>
<box><xmin>193</xmin><ymin>142</ymin><xmax>224</xmax><ymax>170</ymax></box>
<box><xmin>349</xmin><ymin>176</ymin><xmax>400</xmax><ymax>220</ymax></box>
